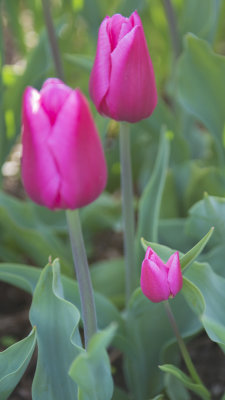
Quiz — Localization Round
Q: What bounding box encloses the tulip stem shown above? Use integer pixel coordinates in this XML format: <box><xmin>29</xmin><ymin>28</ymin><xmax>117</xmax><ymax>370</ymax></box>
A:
<box><xmin>164</xmin><ymin>301</ymin><xmax>210</xmax><ymax>399</ymax></box>
<box><xmin>66</xmin><ymin>209</ymin><xmax>97</xmax><ymax>348</ymax></box>
<box><xmin>41</xmin><ymin>0</ymin><xmax>65</xmax><ymax>80</ymax></box>
<box><xmin>162</xmin><ymin>0</ymin><xmax>181</xmax><ymax>59</ymax></box>
<box><xmin>119</xmin><ymin>122</ymin><xmax>137</xmax><ymax>303</ymax></box>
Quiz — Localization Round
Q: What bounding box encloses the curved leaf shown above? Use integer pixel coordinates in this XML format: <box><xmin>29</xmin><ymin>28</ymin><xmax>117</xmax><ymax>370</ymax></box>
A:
<box><xmin>69</xmin><ymin>324</ymin><xmax>116</xmax><ymax>400</ymax></box>
<box><xmin>29</xmin><ymin>259</ymin><xmax>81</xmax><ymax>400</ymax></box>
<box><xmin>159</xmin><ymin>364</ymin><xmax>210</xmax><ymax>399</ymax></box>
<box><xmin>0</xmin><ymin>328</ymin><xmax>36</xmax><ymax>400</ymax></box>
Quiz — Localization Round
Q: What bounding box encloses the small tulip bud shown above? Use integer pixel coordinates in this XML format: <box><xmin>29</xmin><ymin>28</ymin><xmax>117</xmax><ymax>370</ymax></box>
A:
<box><xmin>21</xmin><ymin>78</ymin><xmax>107</xmax><ymax>210</ymax></box>
<box><xmin>140</xmin><ymin>247</ymin><xmax>183</xmax><ymax>303</ymax></box>
<box><xmin>89</xmin><ymin>11</ymin><xmax>157</xmax><ymax>123</ymax></box>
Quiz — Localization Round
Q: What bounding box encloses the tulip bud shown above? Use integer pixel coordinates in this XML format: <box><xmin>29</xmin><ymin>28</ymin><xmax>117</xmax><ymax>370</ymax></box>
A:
<box><xmin>21</xmin><ymin>78</ymin><xmax>107</xmax><ymax>210</ymax></box>
<box><xmin>89</xmin><ymin>10</ymin><xmax>157</xmax><ymax>123</ymax></box>
<box><xmin>140</xmin><ymin>247</ymin><xmax>183</xmax><ymax>303</ymax></box>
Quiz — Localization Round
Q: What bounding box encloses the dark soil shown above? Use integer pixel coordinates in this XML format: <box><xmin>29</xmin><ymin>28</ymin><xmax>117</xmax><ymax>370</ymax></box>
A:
<box><xmin>1</xmin><ymin>281</ymin><xmax>225</xmax><ymax>400</ymax></box>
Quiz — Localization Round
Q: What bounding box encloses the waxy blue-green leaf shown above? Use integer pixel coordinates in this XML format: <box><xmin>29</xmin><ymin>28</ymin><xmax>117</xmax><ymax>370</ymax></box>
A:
<box><xmin>159</xmin><ymin>364</ymin><xmax>210</xmax><ymax>399</ymax></box>
<box><xmin>136</xmin><ymin>129</ymin><xmax>170</xmax><ymax>264</ymax></box>
<box><xmin>69</xmin><ymin>324</ymin><xmax>116</xmax><ymax>400</ymax></box>
<box><xmin>30</xmin><ymin>259</ymin><xmax>81</xmax><ymax>400</ymax></box>
<box><xmin>182</xmin><ymin>277</ymin><xmax>205</xmax><ymax>316</ymax></box>
<box><xmin>0</xmin><ymin>262</ymin><xmax>124</xmax><ymax>338</ymax></box>
<box><xmin>0</xmin><ymin>328</ymin><xmax>36</xmax><ymax>400</ymax></box>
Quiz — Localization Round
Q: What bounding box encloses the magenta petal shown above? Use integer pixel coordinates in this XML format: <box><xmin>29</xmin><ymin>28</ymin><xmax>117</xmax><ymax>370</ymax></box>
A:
<box><xmin>167</xmin><ymin>252</ymin><xmax>183</xmax><ymax>297</ymax></box>
<box><xmin>108</xmin><ymin>14</ymin><xmax>127</xmax><ymax>50</ymax></box>
<box><xmin>145</xmin><ymin>247</ymin><xmax>166</xmax><ymax>271</ymax></box>
<box><xmin>21</xmin><ymin>88</ymin><xmax>60</xmax><ymax>209</ymax></box>
<box><xmin>89</xmin><ymin>17</ymin><xmax>111</xmax><ymax>111</ymax></box>
<box><xmin>102</xmin><ymin>25</ymin><xmax>157</xmax><ymax>122</ymax></box>
<box><xmin>48</xmin><ymin>90</ymin><xmax>107</xmax><ymax>209</ymax></box>
<box><xmin>40</xmin><ymin>81</ymin><xmax>72</xmax><ymax>125</ymax></box>
<box><xmin>140</xmin><ymin>259</ymin><xmax>170</xmax><ymax>303</ymax></box>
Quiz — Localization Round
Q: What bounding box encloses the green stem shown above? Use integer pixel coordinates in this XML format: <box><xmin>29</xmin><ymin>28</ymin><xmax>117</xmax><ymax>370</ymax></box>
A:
<box><xmin>66</xmin><ymin>209</ymin><xmax>97</xmax><ymax>348</ymax></box>
<box><xmin>119</xmin><ymin>122</ymin><xmax>137</xmax><ymax>303</ymax></box>
<box><xmin>164</xmin><ymin>301</ymin><xmax>210</xmax><ymax>398</ymax></box>
<box><xmin>162</xmin><ymin>0</ymin><xmax>181</xmax><ymax>59</ymax></box>
<box><xmin>41</xmin><ymin>0</ymin><xmax>64</xmax><ymax>80</ymax></box>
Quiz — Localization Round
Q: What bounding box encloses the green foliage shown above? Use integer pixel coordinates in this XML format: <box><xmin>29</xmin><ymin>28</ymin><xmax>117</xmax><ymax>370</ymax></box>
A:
<box><xmin>135</xmin><ymin>129</ymin><xmax>170</xmax><ymax>264</ymax></box>
<box><xmin>0</xmin><ymin>328</ymin><xmax>36</xmax><ymax>400</ymax></box>
<box><xmin>69</xmin><ymin>324</ymin><xmax>116</xmax><ymax>400</ymax></box>
<box><xmin>159</xmin><ymin>364</ymin><xmax>210</xmax><ymax>399</ymax></box>
<box><xmin>177</xmin><ymin>34</ymin><xmax>225</xmax><ymax>163</ymax></box>
<box><xmin>29</xmin><ymin>259</ymin><xmax>81</xmax><ymax>400</ymax></box>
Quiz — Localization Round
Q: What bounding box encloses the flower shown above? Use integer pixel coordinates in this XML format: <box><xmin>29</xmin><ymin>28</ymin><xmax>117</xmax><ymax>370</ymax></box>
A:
<box><xmin>140</xmin><ymin>247</ymin><xmax>183</xmax><ymax>303</ymax></box>
<box><xmin>89</xmin><ymin>10</ymin><xmax>157</xmax><ymax>123</ymax></box>
<box><xmin>21</xmin><ymin>78</ymin><xmax>107</xmax><ymax>210</ymax></box>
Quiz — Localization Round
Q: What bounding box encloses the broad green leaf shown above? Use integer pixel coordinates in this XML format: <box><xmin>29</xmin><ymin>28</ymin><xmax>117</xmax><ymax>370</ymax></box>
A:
<box><xmin>177</xmin><ymin>34</ymin><xmax>225</xmax><ymax>162</ymax></box>
<box><xmin>0</xmin><ymin>263</ymin><xmax>124</xmax><ymax>339</ymax></box>
<box><xmin>159</xmin><ymin>364</ymin><xmax>210</xmax><ymax>399</ymax></box>
<box><xmin>30</xmin><ymin>259</ymin><xmax>81</xmax><ymax>400</ymax></box>
<box><xmin>135</xmin><ymin>129</ymin><xmax>170</xmax><ymax>264</ymax></box>
<box><xmin>0</xmin><ymin>328</ymin><xmax>36</xmax><ymax>400</ymax></box>
<box><xmin>179</xmin><ymin>0</ymin><xmax>222</xmax><ymax>42</ymax></box>
<box><xmin>182</xmin><ymin>277</ymin><xmax>205</xmax><ymax>316</ymax></box>
<box><xmin>69</xmin><ymin>324</ymin><xmax>116</xmax><ymax>400</ymax></box>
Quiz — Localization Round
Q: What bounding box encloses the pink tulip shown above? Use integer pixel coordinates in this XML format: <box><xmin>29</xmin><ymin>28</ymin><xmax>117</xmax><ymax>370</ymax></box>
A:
<box><xmin>21</xmin><ymin>78</ymin><xmax>107</xmax><ymax>210</ymax></box>
<box><xmin>140</xmin><ymin>247</ymin><xmax>183</xmax><ymax>303</ymax></box>
<box><xmin>89</xmin><ymin>10</ymin><xmax>157</xmax><ymax>123</ymax></box>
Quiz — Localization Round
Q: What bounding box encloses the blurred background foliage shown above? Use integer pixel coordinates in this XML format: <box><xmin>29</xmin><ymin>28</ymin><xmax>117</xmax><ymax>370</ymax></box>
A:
<box><xmin>0</xmin><ymin>0</ymin><xmax>225</xmax><ymax>282</ymax></box>
<box><xmin>1</xmin><ymin>1</ymin><xmax>225</xmax><ymax>399</ymax></box>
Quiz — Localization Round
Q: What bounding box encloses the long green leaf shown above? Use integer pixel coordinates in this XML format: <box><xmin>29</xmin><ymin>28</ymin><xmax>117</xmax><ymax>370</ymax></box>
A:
<box><xmin>30</xmin><ymin>259</ymin><xmax>81</xmax><ymax>400</ymax></box>
<box><xmin>135</xmin><ymin>129</ymin><xmax>170</xmax><ymax>264</ymax></box>
<box><xmin>159</xmin><ymin>364</ymin><xmax>210</xmax><ymax>399</ymax></box>
<box><xmin>0</xmin><ymin>328</ymin><xmax>36</xmax><ymax>400</ymax></box>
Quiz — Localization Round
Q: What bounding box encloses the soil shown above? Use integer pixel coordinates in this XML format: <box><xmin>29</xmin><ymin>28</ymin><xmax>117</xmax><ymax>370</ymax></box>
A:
<box><xmin>1</xmin><ymin>281</ymin><xmax>225</xmax><ymax>400</ymax></box>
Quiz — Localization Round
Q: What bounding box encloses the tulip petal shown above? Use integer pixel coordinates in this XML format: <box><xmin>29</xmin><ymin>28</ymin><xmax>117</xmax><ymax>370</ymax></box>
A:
<box><xmin>89</xmin><ymin>17</ymin><xmax>111</xmax><ymax>111</ymax></box>
<box><xmin>108</xmin><ymin>14</ymin><xmax>126</xmax><ymax>50</ymax></box>
<box><xmin>145</xmin><ymin>247</ymin><xmax>166</xmax><ymax>271</ymax></box>
<box><xmin>48</xmin><ymin>90</ymin><xmax>107</xmax><ymax>209</ymax></box>
<box><xmin>167</xmin><ymin>252</ymin><xmax>183</xmax><ymax>297</ymax></box>
<box><xmin>101</xmin><ymin>24</ymin><xmax>157</xmax><ymax>122</ymax></box>
<box><xmin>40</xmin><ymin>80</ymin><xmax>72</xmax><ymax>125</ymax></box>
<box><xmin>140</xmin><ymin>259</ymin><xmax>170</xmax><ymax>303</ymax></box>
<box><xmin>21</xmin><ymin>87</ymin><xmax>60</xmax><ymax>209</ymax></box>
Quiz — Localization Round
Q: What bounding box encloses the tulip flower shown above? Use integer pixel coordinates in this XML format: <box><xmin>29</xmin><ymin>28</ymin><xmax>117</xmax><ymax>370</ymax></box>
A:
<box><xmin>21</xmin><ymin>78</ymin><xmax>107</xmax><ymax>210</ymax></box>
<box><xmin>140</xmin><ymin>247</ymin><xmax>183</xmax><ymax>303</ymax></box>
<box><xmin>89</xmin><ymin>10</ymin><xmax>157</xmax><ymax>123</ymax></box>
